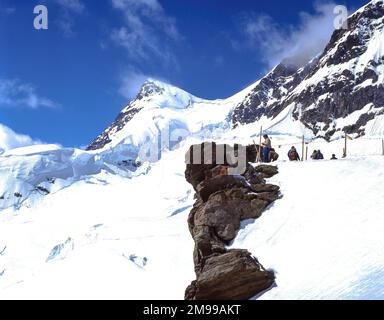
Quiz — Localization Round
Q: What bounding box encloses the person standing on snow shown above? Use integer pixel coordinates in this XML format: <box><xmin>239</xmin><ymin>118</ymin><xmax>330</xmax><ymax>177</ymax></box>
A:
<box><xmin>316</xmin><ymin>150</ymin><xmax>324</xmax><ymax>160</ymax></box>
<box><xmin>261</xmin><ymin>134</ymin><xmax>272</xmax><ymax>163</ymax></box>
<box><xmin>331</xmin><ymin>154</ymin><xmax>337</xmax><ymax>160</ymax></box>
<box><xmin>288</xmin><ymin>146</ymin><xmax>300</xmax><ymax>161</ymax></box>
<box><xmin>310</xmin><ymin>150</ymin><xmax>318</xmax><ymax>160</ymax></box>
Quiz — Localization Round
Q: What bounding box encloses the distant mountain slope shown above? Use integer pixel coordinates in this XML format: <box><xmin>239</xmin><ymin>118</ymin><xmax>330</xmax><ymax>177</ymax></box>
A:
<box><xmin>87</xmin><ymin>1</ymin><xmax>384</xmax><ymax>151</ymax></box>
<box><xmin>232</xmin><ymin>0</ymin><xmax>384</xmax><ymax>140</ymax></box>
<box><xmin>87</xmin><ymin>80</ymin><xmax>254</xmax><ymax>151</ymax></box>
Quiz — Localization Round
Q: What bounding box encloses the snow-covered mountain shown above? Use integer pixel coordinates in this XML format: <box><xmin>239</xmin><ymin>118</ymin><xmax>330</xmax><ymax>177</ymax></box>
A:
<box><xmin>233</xmin><ymin>0</ymin><xmax>384</xmax><ymax>139</ymax></box>
<box><xmin>1</xmin><ymin>0</ymin><xmax>384</xmax><ymax>300</ymax></box>
<box><xmin>86</xmin><ymin>0</ymin><xmax>384</xmax><ymax>152</ymax></box>
<box><xmin>86</xmin><ymin>79</ymin><xmax>255</xmax><ymax>152</ymax></box>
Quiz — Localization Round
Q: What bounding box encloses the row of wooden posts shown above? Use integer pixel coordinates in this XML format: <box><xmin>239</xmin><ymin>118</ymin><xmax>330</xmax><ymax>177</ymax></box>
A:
<box><xmin>255</xmin><ymin>126</ymin><xmax>384</xmax><ymax>162</ymax></box>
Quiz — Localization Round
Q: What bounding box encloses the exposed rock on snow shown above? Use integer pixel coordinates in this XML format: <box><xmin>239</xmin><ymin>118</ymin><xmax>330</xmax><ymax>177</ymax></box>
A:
<box><xmin>184</xmin><ymin>143</ymin><xmax>279</xmax><ymax>300</ymax></box>
<box><xmin>232</xmin><ymin>0</ymin><xmax>384</xmax><ymax>139</ymax></box>
<box><xmin>185</xmin><ymin>249</ymin><xmax>274</xmax><ymax>300</ymax></box>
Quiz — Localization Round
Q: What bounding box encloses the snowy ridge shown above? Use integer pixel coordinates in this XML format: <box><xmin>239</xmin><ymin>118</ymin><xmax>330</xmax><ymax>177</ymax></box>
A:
<box><xmin>1</xmin><ymin>0</ymin><xmax>384</xmax><ymax>300</ymax></box>
<box><xmin>232</xmin><ymin>0</ymin><xmax>384</xmax><ymax>140</ymax></box>
<box><xmin>87</xmin><ymin>79</ymin><xmax>256</xmax><ymax>152</ymax></box>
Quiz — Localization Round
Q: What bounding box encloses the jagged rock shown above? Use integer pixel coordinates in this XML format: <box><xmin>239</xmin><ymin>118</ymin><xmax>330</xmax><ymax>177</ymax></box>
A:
<box><xmin>196</xmin><ymin>175</ymin><xmax>249</xmax><ymax>202</ymax></box>
<box><xmin>185</xmin><ymin>143</ymin><xmax>229</xmax><ymax>190</ymax></box>
<box><xmin>185</xmin><ymin>142</ymin><xmax>280</xmax><ymax>300</ymax></box>
<box><xmin>185</xmin><ymin>143</ymin><xmax>251</xmax><ymax>190</ymax></box>
<box><xmin>248</xmin><ymin>175</ymin><xmax>266</xmax><ymax>185</ymax></box>
<box><xmin>186</xmin><ymin>249</ymin><xmax>275</xmax><ymax>300</ymax></box>
<box><xmin>243</xmin><ymin>164</ymin><xmax>257</xmax><ymax>179</ymax></box>
<box><xmin>205</xmin><ymin>165</ymin><xmax>229</xmax><ymax>179</ymax></box>
<box><xmin>193</xmin><ymin>188</ymin><xmax>269</xmax><ymax>243</ymax></box>
<box><xmin>35</xmin><ymin>186</ymin><xmax>50</xmax><ymax>195</ymax></box>
<box><xmin>193</xmin><ymin>225</ymin><xmax>226</xmax><ymax>272</ymax></box>
<box><xmin>185</xmin><ymin>281</ymin><xmax>198</xmax><ymax>300</ymax></box>
<box><xmin>255</xmin><ymin>165</ymin><xmax>279</xmax><ymax>178</ymax></box>
<box><xmin>231</xmin><ymin>1</ymin><xmax>384</xmax><ymax>139</ymax></box>
<box><xmin>251</xmin><ymin>184</ymin><xmax>280</xmax><ymax>193</ymax></box>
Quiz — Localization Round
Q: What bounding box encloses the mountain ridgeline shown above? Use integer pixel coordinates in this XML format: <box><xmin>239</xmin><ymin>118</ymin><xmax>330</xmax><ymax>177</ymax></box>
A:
<box><xmin>87</xmin><ymin>0</ymin><xmax>384</xmax><ymax>151</ymax></box>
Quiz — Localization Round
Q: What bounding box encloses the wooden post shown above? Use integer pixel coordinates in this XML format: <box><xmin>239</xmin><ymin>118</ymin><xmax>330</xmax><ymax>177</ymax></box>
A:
<box><xmin>252</xmin><ymin>140</ymin><xmax>257</xmax><ymax>162</ymax></box>
<box><xmin>301</xmin><ymin>135</ymin><xmax>305</xmax><ymax>162</ymax></box>
<box><xmin>257</xmin><ymin>126</ymin><xmax>263</xmax><ymax>162</ymax></box>
<box><xmin>343</xmin><ymin>134</ymin><xmax>347</xmax><ymax>158</ymax></box>
<box><xmin>382</xmin><ymin>139</ymin><xmax>384</xmax><ymax>156</ymax></box>
<box><xmin>305</xmin><ymin>146</ymin><xmax>308</xmax><ymax>161</ymax></box>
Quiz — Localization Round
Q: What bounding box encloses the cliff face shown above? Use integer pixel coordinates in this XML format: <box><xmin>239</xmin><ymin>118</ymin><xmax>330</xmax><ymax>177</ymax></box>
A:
<box><xmin>232</xmin><ymin>0</ymin><xmax>384</xmax><ymax>139</ymax></box>
<box><xmin>184</xmin><ymin>142</ymin><xmax>280</xmax><ymax>300</ymax></box>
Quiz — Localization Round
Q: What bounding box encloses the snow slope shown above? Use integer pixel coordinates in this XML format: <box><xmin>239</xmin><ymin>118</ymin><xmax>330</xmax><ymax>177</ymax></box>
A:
<box><xmin>1</xmin><ymin>132</ymin><xmax>384</xmax><ymax>299</ymax></box>
<box><xmin>232</xmin><ymin>156</ymin><xmax>384</xmax><ymax>299</ymax></box>
<box><xmin>1</xmin><ymin>0</ymin><xmax>384</xmax><ymax>299</ymax></box>
<box><xmin>0</xmin><ymin>145</ymin><xmax>196</xmax><ymax>299</ymax></box>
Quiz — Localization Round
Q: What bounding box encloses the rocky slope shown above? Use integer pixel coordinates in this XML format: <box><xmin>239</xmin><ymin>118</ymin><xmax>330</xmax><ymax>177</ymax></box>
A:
<box><xmin>184</xmin><ymin>142</ymin><xmax>280</xmax><ymax>300</ymax></box>
<box><xmin>232</xmin><ymin>0</ymin><xmax>384</xmax><ymax>140</ymax></box>
<box><xmin>86</xmin><ymin>1</ymin><xmax>384</xmax><ymax>153</ymax></box>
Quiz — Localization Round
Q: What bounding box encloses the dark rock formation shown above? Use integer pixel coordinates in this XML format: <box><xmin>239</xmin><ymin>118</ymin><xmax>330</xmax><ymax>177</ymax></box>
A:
<box><xmin>185</xmin><ymin>249</ymin><xmax>275</xmax><ymax>300</ymax></box>
<box><xmin>232</xmin><ymin>1</ymin><xmax>384</xmax><ymax>139</ymax></box>
<box><xmin>185</xmin><ymin>142</ymin><xmax>280</xmax><ymax>300</ymax></box>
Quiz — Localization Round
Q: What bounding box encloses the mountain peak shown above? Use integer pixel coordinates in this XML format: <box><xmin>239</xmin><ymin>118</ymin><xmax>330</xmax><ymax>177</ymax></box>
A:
<box><xmin>135</xmin><ymin>79</ymin><xmax>166</xmax><ymax>101</ymax></box>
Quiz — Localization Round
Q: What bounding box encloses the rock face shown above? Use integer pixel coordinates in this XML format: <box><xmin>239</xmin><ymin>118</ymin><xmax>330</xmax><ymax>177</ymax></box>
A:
<box><xmin>86</xmin><ymin>2</ymin><xmax>384</xmax><ymax>153</ymax></box>
<box><xmin>86</xmin><ymin>81</ymin><xmax>162</xmax><ymax>151</ymax></box>
<box><xmin>232</xmin><ymin>1</ymin><xmax>384</xmax><ymax>139</ymax></box>
<box><xmin>184</xmin><ymin>142</ymin><xmax>280</xmax><ymax>300</ymax></box>
<box><xmin>185</xmin><ymin>250</ymin><xmax>274</xmax><ymax>300</ymax></box>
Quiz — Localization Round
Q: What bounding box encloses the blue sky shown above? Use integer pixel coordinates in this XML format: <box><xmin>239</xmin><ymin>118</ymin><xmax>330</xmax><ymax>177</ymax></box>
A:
<box><xmin>0</xmin><ymin>0</ymin><xmax>368</xmax><ymax>148</ymax></box>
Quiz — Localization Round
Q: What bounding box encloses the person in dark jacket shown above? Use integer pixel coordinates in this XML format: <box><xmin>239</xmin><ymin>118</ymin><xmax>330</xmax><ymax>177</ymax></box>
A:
<box><xmin>310</xmin><ymin>150</ymin><xmax>318</xmax><ymax>160</ymax></box>
<box><xmin>330</xmin><ymin>154</ymin><xmax>337</xmax><ymax>160</ymax></box>
<box><xmin>316</xmin><ymin>150</ymin><xmax>324</xmax><ymax>160</ymax></box>
<box><xmin>288</xmin><ymin>146</ymin><xmax>300</xmax><ymax>161</ymax></box>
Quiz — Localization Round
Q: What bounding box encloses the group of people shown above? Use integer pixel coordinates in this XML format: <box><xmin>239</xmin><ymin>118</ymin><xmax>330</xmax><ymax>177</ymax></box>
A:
<box><xmin>261</xmin><ymin>134</ymin><xmax>339</xmax><ymax>163</ymax></box>
<box><xmin>288</xmin><ymin>147</ymin><xmax>337</xmax><ymax>161</ymax></box>
<box><xmin>310</xmin><ymin>149</ymin><xmax>324</xmax><ymax>160</ymax></box>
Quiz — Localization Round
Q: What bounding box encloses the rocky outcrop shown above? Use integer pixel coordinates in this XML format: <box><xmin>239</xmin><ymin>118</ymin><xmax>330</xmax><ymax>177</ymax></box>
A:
<box><xmin>232</xmin><ymin>1</ymin><xmax>384</xmax><ymax>139</ymax></box>
<box><xmin>185</xmin><ymin>250</ymin><xmax>274</xmax><ymax>300</ymax></box>
<box><xmin>184</xmin><ymin>143</ymin><xmax>280</xmax><ymax>300</ymax></box>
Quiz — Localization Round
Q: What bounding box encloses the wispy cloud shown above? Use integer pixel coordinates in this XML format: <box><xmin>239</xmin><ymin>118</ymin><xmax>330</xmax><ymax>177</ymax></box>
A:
<box><xmin>0</xmin><ymin>79</ymin><xmax>59</xmax><ymax>109</ymax></box>
<box><xmin>110</xmin><ymin>0</ymin><xmax>181</xmax><ymax>64</ymax></box>
<box><xmin>118</xmin><ymin>70</ymin><xmax>150</xmax><ymax>99</ymax></box>
<box><xmin>0</xmin><ymin>7</ymin><xmax>16</xmax><ymax>15</ymax></box>
<box><xmin>0</xmin><ymin>123</ymin><xmax>42</xmax><ymax>152</ymax></box>
<box><xmin>54</xmin><ymin>0</ymin><xmax>85</xmax><ymax>36</ymax></box>
<box><xmin>235</xmin><ymin>2</ymin><xmax>339</xmax><ymax>68</ymax></box>
<box><xmin>118</xmin><ymin>69</ymin><xmax>169</xmax><ymax>99</ymax></box>
<box><xmin>56</xmin><ymin>0</ymin><xmax>85</xmax><ymax>14</ymax></box>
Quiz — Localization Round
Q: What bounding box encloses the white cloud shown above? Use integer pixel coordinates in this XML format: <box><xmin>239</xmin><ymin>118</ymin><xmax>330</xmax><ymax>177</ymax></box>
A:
<box><xmin>0</xmin><ymin>124</ymin><xmax>42</xmax><ymax>152</ymax></box>
<box><xmin>118</xmin><ymin>69</ymin><xmax>169</xmax><ymax>100</ymax></box>
<box><xmin>54</xmin><ymin>0</ymin><xmax>85</xmax><ymax>36</ymax></box>
<box><xmin>110</xmin><ymin>0</ymin><xmax>180</xmax><ymax>63</ymax></box>
<box><xmin>118</xmin><ymin>70</ymin><xmax>150</xmax><ymax>100</ymax></box>
<box><xmin>0</xmin><ymin>79</ymin><xmax>59</xmax><ymax>109</ymax></box>
<box><xmin>0</xmin><ymin>7</ymin><xmax>16</xmax><ymax>15</ymax></box>
<box><xmin>238</xmin><ymin>2</ymin><xmax>339</xmax><ymax>68</ymax></box>
<box><xmin>56</xmin><ymin>0</ymin><xmax>85</xmax><ymax>14</ymax></box>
